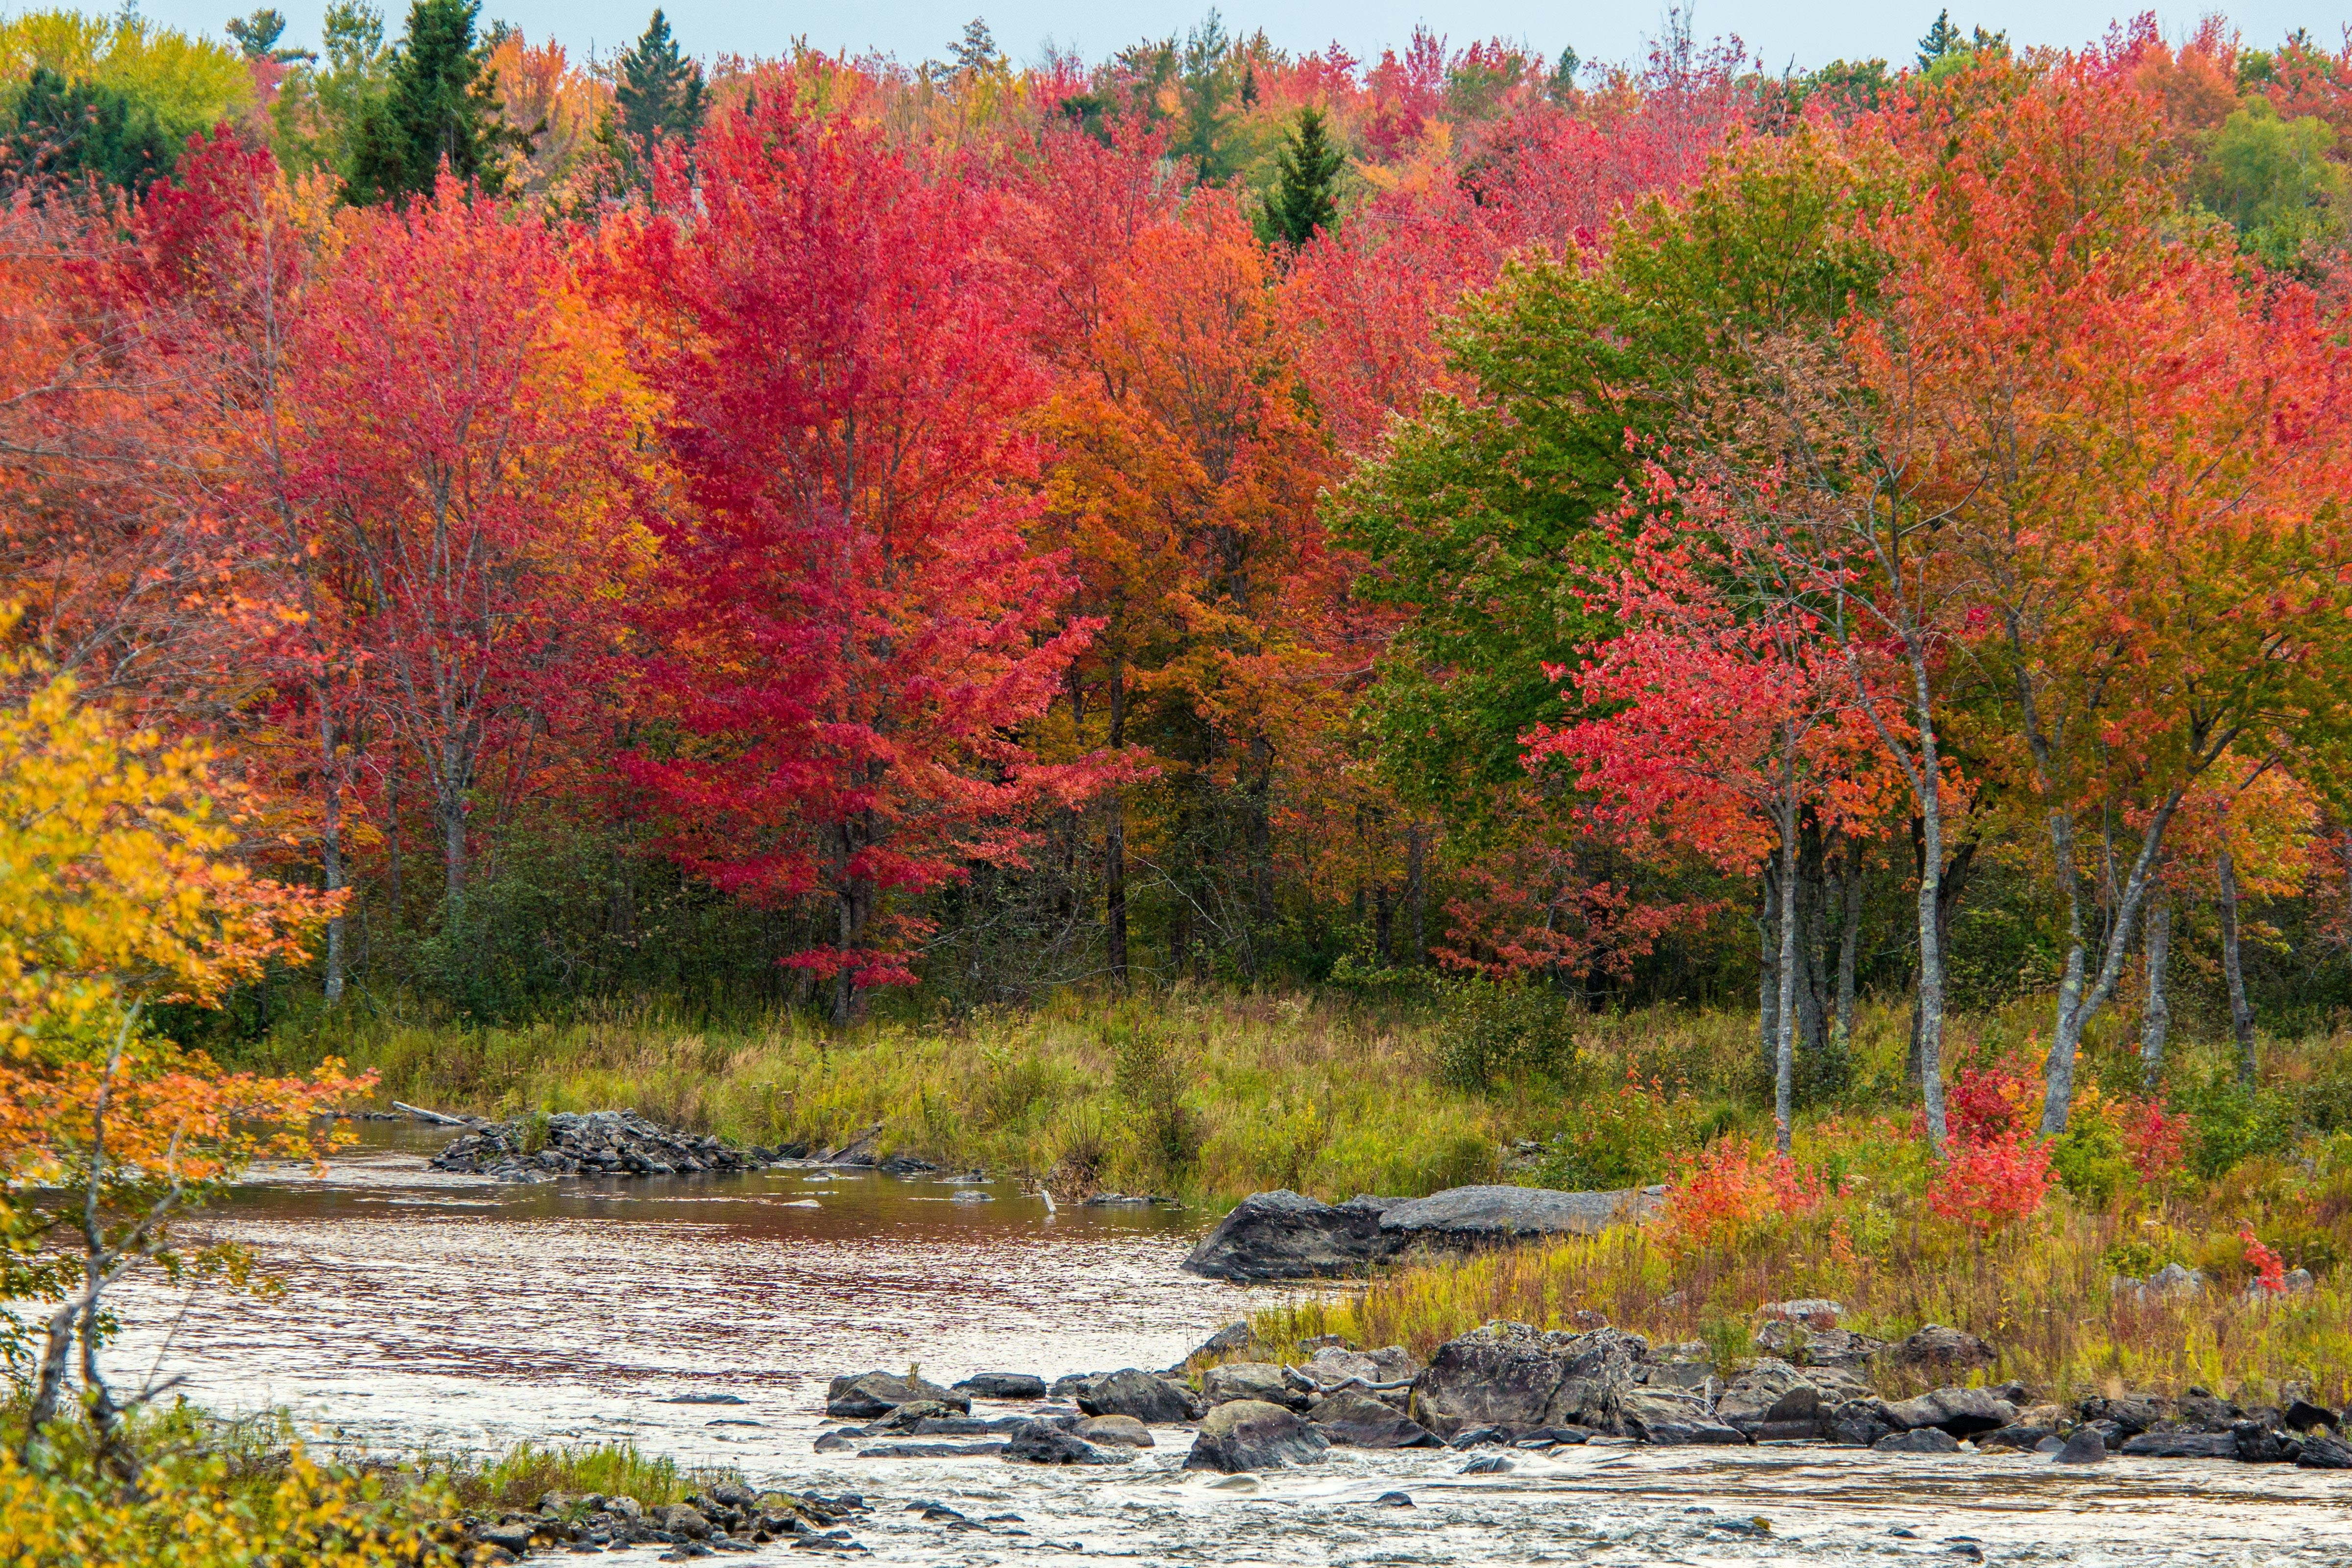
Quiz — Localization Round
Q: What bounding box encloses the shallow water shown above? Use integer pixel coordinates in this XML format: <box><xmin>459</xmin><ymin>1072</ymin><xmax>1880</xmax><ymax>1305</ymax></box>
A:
<box><xmin>102</xmin><ymin>1124</ymin><xmax>2352</xmax><ymax>1566</ymax></box>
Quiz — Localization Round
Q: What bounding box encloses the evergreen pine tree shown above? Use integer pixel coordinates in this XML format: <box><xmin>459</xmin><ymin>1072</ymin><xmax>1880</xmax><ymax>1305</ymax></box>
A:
<box><xmin>344</xmin><ymin>0</ymin><xmax>514</xmax><ymax>204</ymax></box>
<box><xmin>615</xmin><ymin>8</ymin><xmax>704</xmax><ymax>147</ymax></box>
<box><xmin>1267</xmin><ymin>104</ymin><xmax>1343</xmax><ymax>246</ymax></box>
<box><xmin>226</xmin><ymin>8</ymin><xmax>316</xmax><ymax>62</ymax></box>
<box><xmin>1916</xmin><ymin>9</ymin><xmax>1962</xmax><ymax>70</ymax></box>
<box><xmin>1548</xmin><ymin>45</ymin><xmax>1581</xmax><ymax>101</ymax></box>
<box><xmin>947</xmin><ymin>17</ymin><xmax>997</xmax><ymax>74</ymax></box>
<box><xmin>0</xmin><ymin>66</ymin><xmax>176</xmax><ymax>195</ymax></box>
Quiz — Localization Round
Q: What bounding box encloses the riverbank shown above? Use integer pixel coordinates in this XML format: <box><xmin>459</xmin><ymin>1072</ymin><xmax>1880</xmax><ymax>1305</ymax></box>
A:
<box><xmin>237</xmin><ymin>987</ymin><xmax>1770</xmax><ymax>1203</ymax></box>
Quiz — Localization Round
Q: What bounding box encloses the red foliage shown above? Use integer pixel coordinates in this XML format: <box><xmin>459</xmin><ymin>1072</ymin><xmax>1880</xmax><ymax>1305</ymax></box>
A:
<box><xmin>1943</xmin><ymin>1056</ymin><xmax>2043</xmax><ymax>1147</ymax></box>
<box><xmin>612</xmin><ymin>93</ymin><xmax>1111</xmax><ymax>1007</ymax></box>
<box><xmin>1928</xmin><ymin>1134</ymin><xmax>2058</xmax><ymax>1233</ymax></box>
<box><xmin>2122</xmin><ymin>1099</ymin><xmax>2191</xmax><ymax>1183</ymax></box>
<box><xmin>2241</xmin><ymin>1226</ymin><xmax>2288</xmax><ymax>1293</ymax></box>
<box><xmin>1658</xmin><ymin>1136</ymin><xmax>1826</xmax><ymax>1257</ymax></box>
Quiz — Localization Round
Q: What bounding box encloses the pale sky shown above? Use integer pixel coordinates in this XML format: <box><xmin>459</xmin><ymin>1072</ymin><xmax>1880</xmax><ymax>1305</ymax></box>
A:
<box><xmin>115</xmin><ymin>0</ymin><xmax>2349</xmax><ymax>78</ymax></box>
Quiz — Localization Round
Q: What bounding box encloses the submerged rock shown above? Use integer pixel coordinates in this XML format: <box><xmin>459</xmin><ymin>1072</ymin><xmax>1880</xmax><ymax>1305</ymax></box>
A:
<box><xmin>2119</xmin><ymin>1431</ymin><xmax>2240</xmax><ymax>1459</ymax></box>
<box><xmin>1872</xmin><ymin>1428</ymin><xmax>1959</xmax><ymax>1454</ymax></box>
<box><xmin>431</xmin><ymin>1110</ymin><xmax>762</xmax><ymax>1182</ymax></box>
<box><xmin>1183</xmin><ymin>1400</ymin><xmax>1331</xmax><ymax>1473</ymax></box>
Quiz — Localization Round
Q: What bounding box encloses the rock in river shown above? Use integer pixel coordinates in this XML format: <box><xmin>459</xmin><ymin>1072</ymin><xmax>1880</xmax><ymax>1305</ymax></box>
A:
<box><xmin>1073</xmin><ymin>1415</ymin><xmax>1154</xmax><ymax>1448</ymax></box>
<box><xmin>2052</xmin><ymin>1428</ymin><xmax>2108</xmax><ymax>1465</ymax></box>
<box><xmin>2120</xmin><ymin>1431</ymin><xmax>2240</xmax><ymax>1459</ymax></box>
<box><xmin>1183</xmin><ymin>1400</ymin><xmax>1332</xmax><ymax>1473</ymax></box>
<box><xmin>1408</xmin><ymin>1322</ymin><xmax>1648</xmax><ymax>1439</ymax></box>
<box><xmin>1884</xmin><ymin>1387</ymin><xmax>2016</xmax><ymax>1438</ymax></box>
<box><xmin>953</xmin><ymin>1372</ymin><xmax>1047</xmax><ymax>1401</ymax></box>
<box><xmin>1308</xmin><ymin>1391</ymin><xmax>1442</xmax><ymax>1448</ymax></box>
<box><xmin>1202</xmin><ymin>1361</ymin><xmax>1311</xmax><ymax>1412</ymax></box>
<box><xmin>1002</xmin><ymin>1420</ymin><xmax>1136</xmax><ymax>1466</ymax></box>
<box><xmin>826</xmin><ymin>1372</ymin><xmax>970</xmax><ymax>1419</ymax></box>
<box><xmin>1179</xmin><ymin>1190</ymin><xmax>1402</xmax><ymax>1282</ymax></box>
<box><xmin>1873</xmin><ymin>1428</ymin><xmax>1959</xmax><ymax>1454</ymax></box>
<box><xmin>1077</xmin><ymin>1368</ymin><xmax>1203</xmax><ymax>1423</ymax></box>
<box><xmin>432</xmin><ymin>1110</ymin><xmax>763</xmax><ymax>1182</ymax></box>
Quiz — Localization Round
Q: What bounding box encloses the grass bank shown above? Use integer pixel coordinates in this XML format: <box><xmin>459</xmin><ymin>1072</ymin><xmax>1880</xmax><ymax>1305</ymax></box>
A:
<box><xmin>247</xmin><ymin>985</ymin><xmax>1766</xmax><ymax>1203</ymax></box>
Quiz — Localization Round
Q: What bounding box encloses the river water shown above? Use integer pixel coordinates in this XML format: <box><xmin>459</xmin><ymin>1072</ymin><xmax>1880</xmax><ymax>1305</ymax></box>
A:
<box><xmin>100</xmin><ymin>1123</ymin><xmax>2352</xmax><ymax>1567</ymax></box>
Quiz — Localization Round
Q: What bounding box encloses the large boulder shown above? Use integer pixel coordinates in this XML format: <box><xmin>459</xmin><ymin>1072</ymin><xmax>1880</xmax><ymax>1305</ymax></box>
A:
<box><xmin>1307</xmin><ymin>1391</ymin><xmax>1443</xmax><ymax>1448</ymax></box>
<box><xmin>1002</xmin><ymin>1420</ymin><xmax>1136</xmax><ymax>1466</ymax></box>
<box><xmin>1182</xmin><ymin>1400</ymin><xmax>1332</xmax><ymax>1473</ymax></box>
<box><xmin>1408</xmin><ymin>1322</ymin><xmax>1648</xmax><ymax>1438</ymax></box>
<box><xmin>826</xmin><ymin>1372</ymin><xmax>970</xmax><ymax>1419</ymax></box>
<box><xmin>1619</xmin><ymin>1388</ymin><xmax>1747</xmax><ymax>1445</ymax></box>
<box><xmin>1753</xmin><ymin>1321</ymin><xmax>1887</xmax><ymax>1372</ymax></box>
<box><xmin>1078</xmin><ymin>1368</ymin><xmax>1203</xmax><ymax>1423</ymax></box>
<box><xmin>2296</xmin><ymin>1434</ymin><xmax>2352</xmax><ymax>1470</ymax></box>
<box><xmin>1874</xmin><ymin>1428</ymin><xmax>1959</xmax><ymax>1455</ymax></box>
<box><xmin>1376</xmin><ymin>1185</ymin><xmax>1660</xmax><ymax>1249</ymax></box>
<box><xmin>1202</xmin><ymin>1361</ymin><xmax>1310</xmax><ymax>1412</ymax></box>
<box><xmin>954</xmin><ymin>1372</ymin><xmax>1047</xmax><ymax>1401</ymax></box>
<box><xmin>1886</xmin><ymin>1324</ymin><xmax>1996</xmax><ymax>1381</ymax></box>
<box><xmin>1180</xmin><ymin>1191</ymin><xmax>1404</xmax><ymax>1281</ymax></box>
<box><xmin>1884</xmin><ymin>1387</ymin><xmax>2016</xmax><ymax>1438</ymax></box>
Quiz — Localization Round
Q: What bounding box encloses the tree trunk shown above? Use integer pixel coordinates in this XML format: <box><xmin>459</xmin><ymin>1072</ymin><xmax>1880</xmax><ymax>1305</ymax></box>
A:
<box><xmin>2037</xmin><ymin>788</ymin><xmax>2182</xmax><ymax>1135</ymax></box>
<box><xmin>1774</xmin><ymin>804</ymin><xmax>1800</xmax><ymax>1154</ymax></box>
<box><xmin>1909</xmin><ymin>655</ymin><xmax>1951</xmax><ymax>1152</ymax></box>
<box><xmin>1104</xmin><ymin>669</ymin><xmax>1128</xmax><ymax>984</ymax></box>
<box><xmin>385</xmin><ymin>761</ymin><xmax>403</xmax><ymax>927</ymax></box>
<box><xmin>1757</xmin><ymin>874</ymin><xmax>1780</xmax><ymax>1083</ymax></box>
<box><xmin>318</xmin><ymin>698</ymin><xmax>346</xmax><ymax>1005</ymax></box>
<box><xmin>2218</xmin><ymin>845</ymin><xmax>2256</xmax><ymax>1086</ymax></box>
<box><xmin>1406</xmin><ymin>822</ymin><xmax>1428</xmax><ymax>966</ymax></box>
<box><xmin>438</xmin><ymin>786</ymin><xmax>466</xmax><ymax>932</ymax></box>
<box><xmin>1834</xmin><ymin>842</ymin><xmax>1862</xmax><ymax>1049</ymax></box>
<box><xmin>2139</xmin><ymin>895</ymin><xmax>2173</xmax><ymax>1092</ymax></box>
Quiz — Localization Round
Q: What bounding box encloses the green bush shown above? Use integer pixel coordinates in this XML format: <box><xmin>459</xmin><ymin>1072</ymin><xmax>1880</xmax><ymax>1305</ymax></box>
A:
<box><xmin>1434</xmin><ymin>981</ymin><xmax>1579</xmax><ymax>1090</ymax></box>
<box><xmin>2053</xmin><ymin>1112</ymin><xmax>2132</xmax><ymax>1205</ymax></box>
<box><xmin>2180</xmin><ymin>1076</ymin><xmax>2298</xmax><ymax>1178</ymax></box>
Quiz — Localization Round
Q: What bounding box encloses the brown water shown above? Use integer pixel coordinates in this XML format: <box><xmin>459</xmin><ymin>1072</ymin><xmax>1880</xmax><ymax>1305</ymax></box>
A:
<box><xmin>100</xmin><ymin>1124</ymin><xmax>2352</xmax><ymax>1566</ymax></box>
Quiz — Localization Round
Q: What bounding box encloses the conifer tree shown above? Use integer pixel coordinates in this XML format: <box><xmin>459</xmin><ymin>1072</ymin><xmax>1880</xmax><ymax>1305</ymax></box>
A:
<box><xmin>947</xmin><ymin>16</ymin><xmax>996</xmax><ymax>74</ymax></box>
<box><xmin>343</xmin><ymin>0</ymin><xmax>513</xmax><ymax>203</ymax></box>
<box><xmin>1267</xmin><ymin>105</ymin><xmax>1344</xmax><ymax>245</ymax></box>
<box><xmin>1916</xmin><ymin>10</ymin><xmax>1962</xmax><ymax>70</ymax></box>
<box><xmin>614</xmin><ymin>9</ymin><xmax>703</xmax><ymax>147</ymax></box>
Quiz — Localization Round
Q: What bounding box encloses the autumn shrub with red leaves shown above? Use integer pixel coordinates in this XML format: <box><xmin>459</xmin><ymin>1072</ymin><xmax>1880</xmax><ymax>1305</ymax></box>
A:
<box><xmin>1657</xmin><ymin>1135</ymin><xmax>1829</xmax><ymax>1259</ymax></box>
<box><xmin>2124</xmin><ymin>1099</ymin><xmax>2192</xmax><ymax>1184</ymax></box>
<box><xmin>1922</xmin><ymin>1050</ymin><xmax>2059</xmax><ymax>1232</ymax></box>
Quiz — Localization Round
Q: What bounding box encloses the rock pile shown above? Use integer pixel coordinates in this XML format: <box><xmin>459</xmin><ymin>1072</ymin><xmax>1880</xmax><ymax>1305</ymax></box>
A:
<box><xmin>462</xmin><ymin>1484</ymin><xmax>866</xmax><ymax>1562</ymax></box>
<box><xmin>797</xmin><ymin>1319</ymin><xmax>2352</xmax><ymax>1484</ymax></box>
<box><xmin>429</xmin><ymin>1111</ymin><xmax>767</xmax><ymax>1181</ymax></box>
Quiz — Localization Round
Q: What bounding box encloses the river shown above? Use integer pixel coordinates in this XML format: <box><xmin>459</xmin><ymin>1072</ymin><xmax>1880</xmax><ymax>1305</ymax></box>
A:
<box><xmin>99</xmin><ymin>1122</ymin><xmax>2352</xmax><ymax>1566</ymax></box>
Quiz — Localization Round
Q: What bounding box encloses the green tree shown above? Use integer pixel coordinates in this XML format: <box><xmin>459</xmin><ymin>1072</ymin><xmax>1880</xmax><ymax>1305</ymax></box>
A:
<box><xmin>2197</xmin><ymin>96</ymin><xmax>2346</xmax><ymax>270</ymax></box>
<box><xmin>270</xmin><ymin>0</ymin><xmax>394</xmax><ymax>179</ymax></box>
<box><xmin>0</xmin><ymin>65</ymin><xmax>176</xmax><ymax>194</ymax></box>
<box><xmin>1336</xmin><ymin>129</ymin><xmax>1895</xmax><ymax>823</ymax></box>
<box><xmin>613</xmin><ymin>9</ymin><xmax>703</xmax><ymax>151</ymax></box>
<box><xmin>1174</xmin><ymin>10</ymin><xmax>1243</xmax><ymax>184</ymax></box>
<box><xmin>947</xmin><ymin>15</ymin><xmax>997</xmax><ymax>74</ymax></box>
<box><xmin>1547</xmin><ymin>45</ymin><xmax>1581</xmax><ymax>102</ymax></box>
<box><xmin>343</xmin><ymin>0</ymin><xmax>514</xmax><ymax>203</ymax></box>
<box><xmin>1916</xmin><ymin>10</ymin><xmax>1962</xmax><ymax>70</ymax></box>
<box><xmin>1265</xmin><ymin>104</ymin><xmax>1343</xmax><ymax>245</ymax></box>
<box><xmin>225</xmin><ymin>7</ymin><xmax>314</xmax><ymax>63</ymax></box>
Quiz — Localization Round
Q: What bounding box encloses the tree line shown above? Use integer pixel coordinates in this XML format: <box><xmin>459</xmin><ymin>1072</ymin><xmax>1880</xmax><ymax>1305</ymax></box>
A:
<box><xmin>5</xmin><ymin>6</ymin><xmax>2352</xmax><ymax>1142</ymax></box>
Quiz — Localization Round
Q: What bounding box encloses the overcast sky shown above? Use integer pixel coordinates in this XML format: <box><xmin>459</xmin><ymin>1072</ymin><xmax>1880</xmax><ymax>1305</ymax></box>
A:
<box><xmin>113</xmin><ymin>0</ymin><xmax>2344</xmax><ymax>77</ymax></box>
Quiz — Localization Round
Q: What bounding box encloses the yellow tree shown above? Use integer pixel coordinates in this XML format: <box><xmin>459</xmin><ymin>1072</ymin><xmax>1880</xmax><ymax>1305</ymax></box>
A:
<box><xmin>0</xmin><ymin>623</ymin><xmax>361</xmax><ymax>1471</ymax></box>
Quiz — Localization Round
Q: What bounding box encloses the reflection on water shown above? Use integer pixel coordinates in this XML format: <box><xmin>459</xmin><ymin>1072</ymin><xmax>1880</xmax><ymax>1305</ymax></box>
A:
<box><xmin>103</xmin><ymin>1124</ymin><xmax>2352</xmax><ymax>1566</ymax></box>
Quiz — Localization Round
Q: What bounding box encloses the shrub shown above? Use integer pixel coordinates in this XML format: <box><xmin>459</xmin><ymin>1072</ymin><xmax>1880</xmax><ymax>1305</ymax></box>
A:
<box><xmin>1657</xmin><ymin>1135</ymin><xmax>1826</xmax><ymax>1258</ymax></box>
<box><xmin>2180</xmin><ymin>1077</ymin><xmax>2297</xmax><ymax>1178</ymax></box>
<box><xmin>1535</xmin><ymin>1070</ymin><xmax>1690</xmax><ymax>1188</ymax></box>
<box><xmin>1929</xmin><ymin>1131</ymin><xmax>2057</xmax><ymax>1232</ymax></box>
<box><xmin>1434</xmin><ymin>980</ymin><xmax>1579</xmax><ymax>1089</ymax></box>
